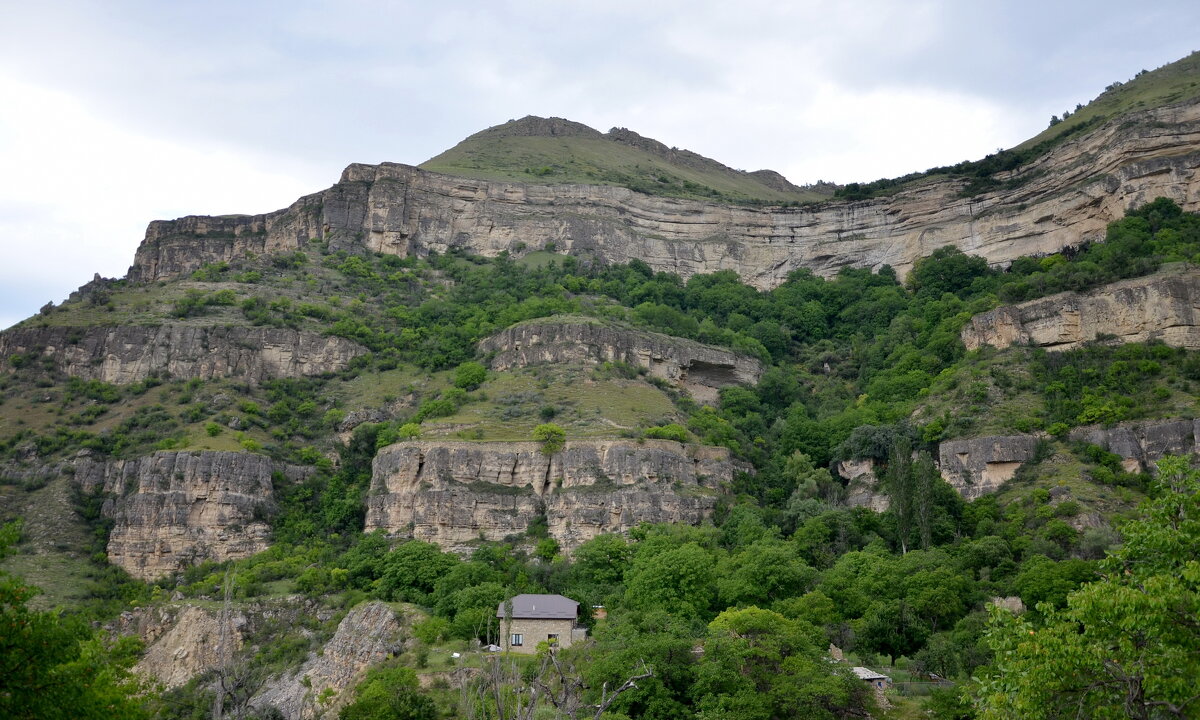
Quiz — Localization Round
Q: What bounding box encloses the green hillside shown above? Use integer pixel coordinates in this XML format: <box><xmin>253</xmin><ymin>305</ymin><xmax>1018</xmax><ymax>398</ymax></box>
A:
<box><xmin>420</xmin><ymin>115</ymin><xmax>833</xmax><ymax>205</ymax></box>
<box><xmin>1018</xmin><ymin>50</ymin><xmax>1200</xmax><ymax>150</ymax></box>
<box><xmin>836</xmin><ymin>51</ymin><xmax>1200</xmax><ymax>200</ymax></box>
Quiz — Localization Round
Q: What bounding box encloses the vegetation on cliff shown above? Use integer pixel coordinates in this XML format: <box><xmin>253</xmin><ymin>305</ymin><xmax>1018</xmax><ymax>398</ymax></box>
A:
<box><xmin>4</xmin><ymin>178</ymin><xmax>1200</xmax><ymax>718</ymax></box>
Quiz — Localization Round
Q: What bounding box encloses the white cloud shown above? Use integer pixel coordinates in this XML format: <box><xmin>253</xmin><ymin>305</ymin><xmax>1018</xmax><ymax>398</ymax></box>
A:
<box><xmin>0</xmin><ymin>73</ymin><xmax>323</xmax><ymax>326</ymax></box>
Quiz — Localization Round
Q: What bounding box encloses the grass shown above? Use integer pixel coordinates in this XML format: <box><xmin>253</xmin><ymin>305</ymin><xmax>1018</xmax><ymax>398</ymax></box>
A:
<box><xmin>516</xmin><ymin>250</ymin><xmax>569</xmax><ymax>269</ymax></box>
<box><xmin>0</xmin><ymin>551</ymin><xmax>96</xmax><ymax>610</ymax></box>
<box><xmin>336</xmin><ymin>366</ymin><xmax>439</xmax><ymax>410</ymax></box>
<box><xmin>421</xmin><ymin>121</ymin><xmax>831</xmax><ymax>205</ymax></box>
<box><xmin>1017</xmin><ymin>51</ymin><xmax>1200</xmax><ymax>152</ymax></box>
<box><xmin>422</xmin><ymin>366</ymin><xmax>679</xmax><ymax>441</ymax></box>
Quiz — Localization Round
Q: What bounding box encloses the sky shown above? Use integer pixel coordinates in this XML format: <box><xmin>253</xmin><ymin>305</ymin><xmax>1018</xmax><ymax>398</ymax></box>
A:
<box><xmin>1</xmin><ymin>0</ymin><xmax>1198</xmax><ymax>330</ymax></box>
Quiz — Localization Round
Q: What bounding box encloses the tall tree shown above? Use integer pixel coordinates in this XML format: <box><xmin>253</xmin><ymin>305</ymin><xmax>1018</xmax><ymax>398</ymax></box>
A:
<box><xmin>975</xmin><ymin>455</ymin><xmax>1200</xmax><ymax>719</ymax></box>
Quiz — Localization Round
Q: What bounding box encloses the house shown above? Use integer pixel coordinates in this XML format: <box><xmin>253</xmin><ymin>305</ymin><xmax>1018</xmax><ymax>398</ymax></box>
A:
<box><xmin>851</xmin><ymin>666</ymin><xmax>892</xmax><ymax>690</ymax></box>
<box><xmin>496</xmin><ymin>594</ymin><xmax>585</xmax><ymax>653</ymax></box>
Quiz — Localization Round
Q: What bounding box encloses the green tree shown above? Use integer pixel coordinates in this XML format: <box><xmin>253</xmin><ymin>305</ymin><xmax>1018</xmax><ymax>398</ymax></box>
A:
<box><xmin>693</xmin><ymin>607</ymin><xmax>871</xmax><ymax>720</ymax></box>
<box><xmin>339</xmin><ymin>665</ymin><xmax>435</xmax><ymax>720</ymax></box>
<box><xmin>623</xmin><ymin>542</ymin><xmax>715</xmax><ymax>618</ymax></box>
<box><xmin>975</xmin><ymin>455</ymin><xmax>1200</xmax><ymax>719</ymax></box>
<box><xmin>0</xmin><ymin>521</ymin><xmax>150</xmax><ymax>720</ymax></box>
<box><xmin>453</xmin><ymin>361</ymin><xmax>488</xmax><ymax>390</ymax></box>
<box><xmin>532</xmin><ymin>423</ymin><xmax>566</xmax><ymax>455</ymax></box>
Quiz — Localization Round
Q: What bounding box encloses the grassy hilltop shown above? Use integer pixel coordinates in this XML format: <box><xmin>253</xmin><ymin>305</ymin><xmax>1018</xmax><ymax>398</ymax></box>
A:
<box><xmin>421</xmin><ymin>115</ymin><xmax>834</xmax><ymax>205</ymax></box>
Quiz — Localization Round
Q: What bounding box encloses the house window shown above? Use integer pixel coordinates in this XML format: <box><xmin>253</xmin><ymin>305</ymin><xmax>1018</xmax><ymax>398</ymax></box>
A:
<box><xmin>510</xmin><ymin>634</ymin><xmax>523</xmax><ymax>647</ymax></box>
<box><xmin>547</xmin><ymin>633</ymin><xmax>559</xmax><ymax>645</ymax></box>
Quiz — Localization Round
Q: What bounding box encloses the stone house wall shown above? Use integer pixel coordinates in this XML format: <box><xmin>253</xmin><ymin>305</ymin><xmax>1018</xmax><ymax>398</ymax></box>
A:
<box><xmin>501</xmin><ymin>617</ymin><xmax>577</xmax><ymax>653</ymax></box>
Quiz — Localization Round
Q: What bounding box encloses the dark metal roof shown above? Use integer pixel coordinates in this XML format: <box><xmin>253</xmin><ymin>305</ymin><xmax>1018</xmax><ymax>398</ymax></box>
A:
<box><xmin>496</xmin><ymin>594</ymin><xmax>579</xmax><ymax>620</ymax></box>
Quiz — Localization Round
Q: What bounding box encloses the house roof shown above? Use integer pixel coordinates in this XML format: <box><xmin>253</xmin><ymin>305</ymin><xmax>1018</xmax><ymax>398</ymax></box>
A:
<box><xmin>496</xmin><ymin>594</ymin><xmax>579</xmax><ymax>620</ymax></box>
<box><xmin>851</xmin><ymin>667</ymin><xmax>891</xmax><ymax>681</ymax></box>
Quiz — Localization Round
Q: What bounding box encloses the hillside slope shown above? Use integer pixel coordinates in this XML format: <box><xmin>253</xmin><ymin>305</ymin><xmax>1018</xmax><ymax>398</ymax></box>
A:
<box><xmin>421</xmin><ymin>115</ymin><xmax>833</xmax><ymax>204</ymax></box>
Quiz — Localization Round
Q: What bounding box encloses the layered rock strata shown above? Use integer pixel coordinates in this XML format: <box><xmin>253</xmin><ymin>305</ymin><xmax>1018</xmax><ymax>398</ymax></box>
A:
<box><xmin>0</xmin><ymin>325</ymin><xmax>367</xmax><ymax>385</ymax></box>
<box><xmin>76</xmin><ymin>451</ymin><xmax>308</xmax><ymax>580</ymax></box>
<box><xmin>253</xmin><ymin>601</ymin><xmax>410</xmax><ymax>720</ymax></box>
<box><xmin>127</xmin><ymin>101</ymin><xmax>1200</xmax><ymax>289</ymax></box>
<box><xmin>364</xmin><ymin>439</ymin><xmax>731</xmax><ymax>553</ymax></box>
<box><xmin>478</xmin><ymin>318</ymin><xmax>762</xmax><ymax>403</ymax></box>
<box><xmin>961</xmin><ymin>265</ymin><xmax>1200</xmax><ymax>351</ymax></box>
<box><xmin>938</xmin><ymin>435</ymin><xmax>1041</xmax><ymax>499</ymax></box>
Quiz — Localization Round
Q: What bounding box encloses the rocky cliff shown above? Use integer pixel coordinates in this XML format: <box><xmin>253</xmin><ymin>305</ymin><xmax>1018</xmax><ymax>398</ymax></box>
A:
<box><xmin>938</xmin><ymin>435</ymin><xmax>1041</xmax><ymax>500</ymax></box>
<box><xmin>123</xmin><ymin>605</ymin><xmax>243</xmax><ymax>689</ymax></box>
<box><xmin>835</xmin><ymin>458</ymin><xmax>890</xmax><ymax>512</ymax></box>
<box><xmin>0</xmin><ymin>325</ymin><xmax>367</xmax><ymax>385</ymax></box>
<box><xmin>961</xmin><ymin>264</ymin><xmax>1200</xmax><ymax>351</ymax></box>
<box><xmin>127</xmin><ymin>100</ymin><xmax>1200</xmax><ymax>288</ymax></box>
<box><xmin>1069</xmin><ymin>418</ymin><xmax>1200</xmax><ymax>472</ymax></box>
<box><xmin>76</xmin><ymin>451</ymin><xmax>309</xmax><ymax>580</ymax></box>
<box><xmin>364</xmin><ymin>439</ymin><xmax>731</xmax><ymax>553</ymax></box>
<box><xmin>477</xmin><ymin>317</ymin><xmax>762</xmax><ymax>403</ymax></box>
<box><xmin>253</xmin><ymin>601</ymin><xmax>411</xmax><ymax>720</ymax></box>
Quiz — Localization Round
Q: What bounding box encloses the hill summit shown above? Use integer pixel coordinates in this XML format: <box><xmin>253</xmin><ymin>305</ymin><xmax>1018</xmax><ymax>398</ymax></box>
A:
<box><xmin>421</xmin><ymin>115</ymin><xmax>833</xmax><ymax>204</ymax></box>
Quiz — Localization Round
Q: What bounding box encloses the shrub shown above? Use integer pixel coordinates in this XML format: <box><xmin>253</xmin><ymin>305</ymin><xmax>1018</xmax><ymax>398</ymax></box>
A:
<box><xmin>643</xmin><ymin>423</ymin><xmax>689</xmax><ymax>442</ymax></box>
<box><xmin>453</xmin><ymin>361</ymin><xmax>487</xmax><ymax>390</ymax></box>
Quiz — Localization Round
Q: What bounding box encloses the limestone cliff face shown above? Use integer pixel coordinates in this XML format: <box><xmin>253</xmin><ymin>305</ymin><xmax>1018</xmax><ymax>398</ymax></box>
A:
<box><xmin>1069</xmin><ymin>418</ymin><xmax>1200</xmax><ymax>472</ymax></box>
<box><xmin>364</xmin><ymin>439</ymin><xmax>731</xmax><ymax>553</ymax></box>
<box><xmin>253</xmin><ymin>601</ymin><xmax>411</xmax><ymax>720</ymax></box>
<box><xmin>127</xmin><ymin>100</ymin><xmax>1200</xmax><ymax>288</ymax></box>
<box><xmin>0</xmin><ymin>325</ymin><xmax>366</xmax><ymax>385</ymax></box>
<box><xmin>76</xmin><ymin>451</ymin><xmax>307</xmax><ymax>581</ymax></box>
<box><xmin>961</xmin><ymin>265</ymin><xmax>1200</xmax><ymax>352</ymax></box>
<box><xmin>478</xmin><ymin>318</ymin><xmax>762</xmax><ymax>403</ymax></box>
<box><xmin>938</xmin><ymin>435</ymin><xmax>1041</xmax><ymax>500</ymax></box>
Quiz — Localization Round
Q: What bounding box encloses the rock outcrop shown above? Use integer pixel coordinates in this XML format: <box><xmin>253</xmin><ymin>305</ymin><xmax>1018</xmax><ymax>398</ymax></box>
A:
<box><xmin>835</xmin><ymin>458</ymin><xmax>890</xmax><ymax>512</ymax></box>
<box><xmin>1069</xmin><ymin>418</ymin><xmax>1200</xmax><ymax>472</ymax></box>
<box><xmin>0</xmin><ymin>325</ymin><xmax>367</xmax><ymax>385</ymax></box>
<box><xmin>129</xmin><ymin>605</ymin><xmax>242</xmax><ymax>689</ymax></box>
<box><xmin>364</xmin><ymin>440</ymin><xmax>731</xmax><ymax>553</ymax></box>
<box><xmin>961</xmin><ymin>265</ymin><xmax>1200</xmax><ymax>351</ymax></box>
<box><xmin>76</xmin><ymin>451</ymin><xmax>308</xmax><ymax>580</ymax></box>
<box><xmin>127</xmin><ymin>100</ymin><xmax>1200</xmax><ymax>288</ymax></box>
<box><xmin>253</xmin><ymin>601</ymin><xmax>409</xmax><ymax>720</ymax></box>
<box><xmin>478</xmin><ymin>317</ymin><xmax>762</xmax><ymax>403</ymax></box>
<box><xmin>938</xmin><ymin>435</ymin><xmax>1041</xmax><ymax>499</ymax></box>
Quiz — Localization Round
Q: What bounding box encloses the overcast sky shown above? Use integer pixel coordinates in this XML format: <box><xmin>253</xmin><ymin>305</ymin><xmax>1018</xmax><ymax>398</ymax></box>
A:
<box><xmin>2</xmin><ymin>0</ymin><xmax>1198</xmax><ymax>330</ymax></box>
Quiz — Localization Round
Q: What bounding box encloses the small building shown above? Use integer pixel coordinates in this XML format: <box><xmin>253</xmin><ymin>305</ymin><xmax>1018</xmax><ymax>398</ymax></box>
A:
<box><xmin>851</xmin><ymin>666</ymin><xmax>892</xmax><ymax>690</ymax></box>
<box><xmin>496</xmin><ymin>594</ymin><xmax>583</xmax><ymax>653</ymax></box>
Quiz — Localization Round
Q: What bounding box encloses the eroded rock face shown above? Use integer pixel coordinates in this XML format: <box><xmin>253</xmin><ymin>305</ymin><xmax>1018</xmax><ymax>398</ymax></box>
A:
<box><xmin>127</xmin><ymin>100</ymin><xmax>1200</xmax><ymax>289</ymax></box>
<box><xmin>76</xmin><ymin>451</ymin><xmax>306</xmax><ymax>580</ymax></box>
<box><xmin>364</xmin><ymin>440</ymin><xmax>731</xmax><ymax>553</ymax></box>
<box><xmin>130</xmin><ymin>605</ymin><xmax>242</xmax><ymax>689</ymax></box>
<box><xmin>0</xmin><ymin>325</ymin><xmax>367</xmax><ymax>385</ymax></box>
<box><xmin>938</xmin><ymin>435</ymin><xmax>1041</xmax><ymax>499</ymax></box>
<box><xmin>1069</xmin><ymin>418</ymin><xmax>1200</xmax><ymax>472</ymax></box>
<box><xmin>835</xmin><ymin>458</ymin><xmax>890</xmax><ymax>512</ymax></box>
<box><xmin>961</xmin><ymin>265</ymin><xmax>1200</xmax><ymax>352</ymax></box>
<box><xmin>253</xmin><ymin>601</ymin><xmax>409</xmax><ymax>720</ymax></box>
<box><xmin>477</xmin><ymin>318</ymin><xmax>762</xmax><ymax>403</ymax></box>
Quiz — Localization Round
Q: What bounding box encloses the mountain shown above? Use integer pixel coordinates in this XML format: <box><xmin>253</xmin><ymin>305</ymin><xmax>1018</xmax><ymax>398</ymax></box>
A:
<box><xmin>3</xmin><ymin>51</ymin><xmax>1200</xmax><ymax>720</ymax></box>
<box><xmin>420</xmin><ymin>115</ymin><xmax>834</xmax><ymax>204</ymax></box>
